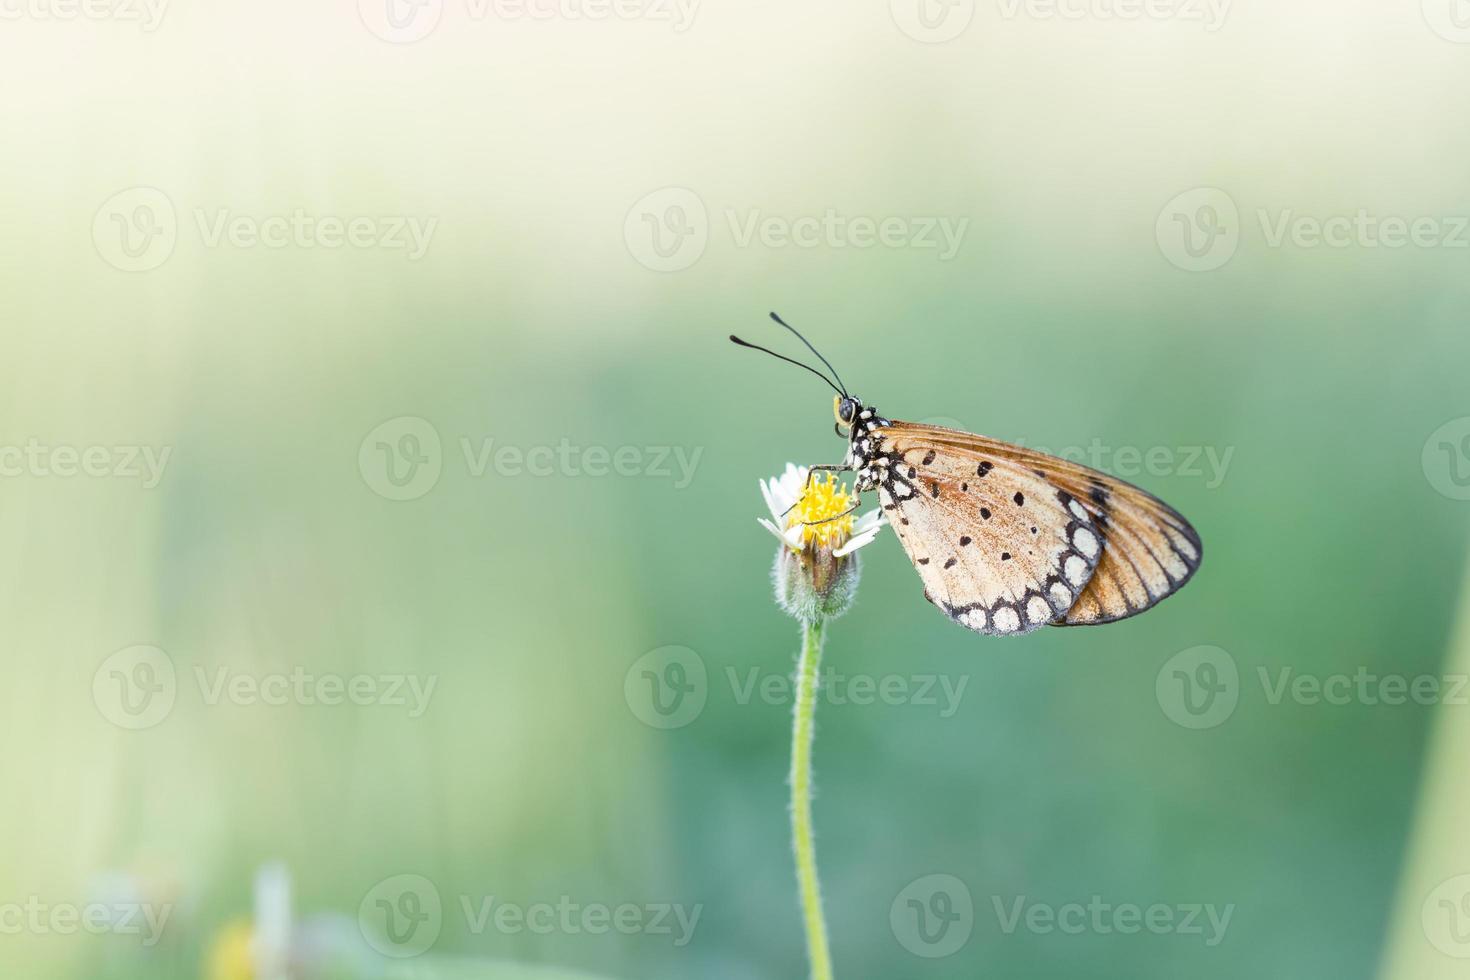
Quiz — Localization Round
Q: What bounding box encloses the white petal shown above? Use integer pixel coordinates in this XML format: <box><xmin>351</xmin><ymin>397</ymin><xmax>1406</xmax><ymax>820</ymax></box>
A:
<box><xmin>833</xmin><ymin>523</ymin><xmax>884</xmax><ymax>557</ymax></box>
<box><xmin>780</xmin><ymin>463</ymin><xmax>808</xmax><ymax>496</ymax></box>
<box><xmin>781</xmin><ymin>522</ymin><xmax>805</xmax><ymax>548</ymax></box>
<box><xmin>851</xmin><ymin>509</ymin><xmax>886</xmax><ymax>534</ymax></box>
<box><xmin>757</xmin><ymin>517</ymin><xmax>789</xmax><ymax>544</ymax></box>
<box><xmin>759</xmin><ymin>478</ymin><xmax>780</xmax><ymax>522</ymax></box>
<box><xmin>762</xmin><ymin>463</ymin><xmax>807</xmax><ymax>520</ymax></box>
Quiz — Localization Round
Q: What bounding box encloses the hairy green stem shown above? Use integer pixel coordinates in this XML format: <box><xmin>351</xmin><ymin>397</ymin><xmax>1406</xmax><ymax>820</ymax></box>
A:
<box><xmin>791</xmin><ymin>617</ymin><xmax>833</xmax><ymax>980</ymax></box>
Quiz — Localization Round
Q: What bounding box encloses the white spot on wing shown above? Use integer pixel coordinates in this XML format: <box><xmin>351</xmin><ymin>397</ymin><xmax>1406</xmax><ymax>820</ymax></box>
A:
<box><xmin>1065</xmin><ymin>555</ymin><xmax>1088</xmax><ymax>586</ymax></box>
<box><xmin>1074</xmin><ymin>527</ymin><xmax>1099</xmax><ymax>559</ymax></box>
<box><xmin>1026</xmin><ymin>596</ymin><xmax>1050</xmax><ymax>624</ymax></box>
<box><xmin>1069</xmin><ymin>500</ymin><xmax>1087</xmax><ymax>521</ymax></box>
<box><xmin>993</xmin><ymin>606</ymin><xmax>1020</xmax><ymax>633</ymax></box>
<box><xmin>1049</xmin><ymin>582</ymin><xmax>1071</xmax><ymax>608</ymax></box>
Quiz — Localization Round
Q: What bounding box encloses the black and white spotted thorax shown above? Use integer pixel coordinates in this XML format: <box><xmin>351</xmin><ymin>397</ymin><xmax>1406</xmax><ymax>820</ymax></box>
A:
<box><xmin>844</xmin><ymin>402</ymin><xmax>895</xmax><ymax>492</ymax></box>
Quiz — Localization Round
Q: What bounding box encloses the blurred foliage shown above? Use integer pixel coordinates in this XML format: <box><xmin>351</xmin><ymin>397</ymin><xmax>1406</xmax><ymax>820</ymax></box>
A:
<box><xmin>1</xmin><ymin>2</ymin><xmax>1469</xmax><ymax>978</ymax></box>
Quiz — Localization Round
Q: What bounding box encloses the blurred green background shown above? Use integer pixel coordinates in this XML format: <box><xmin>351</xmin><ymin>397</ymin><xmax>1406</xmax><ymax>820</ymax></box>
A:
<box><xmin>3</xmin><ymin>1</ymin><xmax>1470</xmax><ymax>977</ymax></box>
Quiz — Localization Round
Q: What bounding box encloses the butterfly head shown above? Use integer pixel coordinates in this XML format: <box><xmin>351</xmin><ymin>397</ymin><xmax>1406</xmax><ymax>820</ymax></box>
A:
<box><xmin>834</xmin><ymin>395</ymin><xmax>860</xmax><ymax>432</ymax></box>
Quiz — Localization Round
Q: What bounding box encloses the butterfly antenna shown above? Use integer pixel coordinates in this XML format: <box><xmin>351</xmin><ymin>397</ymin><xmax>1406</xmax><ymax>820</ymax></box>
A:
<box><xmin>729</xmin><ymin>335</ymin><xmax>844</xmax><ymax>397</ymax></box>
<box><xmin>769</xmin><ymin>311</ymin><xmax>848</xmax><ymax>397</ymax></box>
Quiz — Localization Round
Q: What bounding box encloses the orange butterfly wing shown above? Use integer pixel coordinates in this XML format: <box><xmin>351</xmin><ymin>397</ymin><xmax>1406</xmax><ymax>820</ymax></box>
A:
<box><xmin>874</xmin><ymin>424</ymin><xmax>1103</xmax><ymax>635</ymax></box>
<box><xmin>875</xmin><ymin>421</ymin><xmax>1202</xmax><ymax>632</ymax></box>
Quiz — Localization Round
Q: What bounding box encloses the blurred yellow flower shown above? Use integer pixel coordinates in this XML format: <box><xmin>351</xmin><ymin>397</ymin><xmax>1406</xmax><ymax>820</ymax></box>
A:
<box><xmin>205</xmin><ymin>920</ymin><xmax>254</xmax><ymax>980</ymax></box>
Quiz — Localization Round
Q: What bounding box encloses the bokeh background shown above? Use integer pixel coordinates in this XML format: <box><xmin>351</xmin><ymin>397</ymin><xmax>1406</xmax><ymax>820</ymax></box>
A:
<box><xmin>3</xmin><ymin>0</ymin><xmax>1470</xmax><ymax>977</ymax></box>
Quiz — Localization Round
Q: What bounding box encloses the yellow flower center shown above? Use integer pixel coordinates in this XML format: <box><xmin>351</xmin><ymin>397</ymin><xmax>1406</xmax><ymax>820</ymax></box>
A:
<box><xmin>786</xmin><ymin>472</ymin><xmax>854</xmax><ymax>549</ymax></box>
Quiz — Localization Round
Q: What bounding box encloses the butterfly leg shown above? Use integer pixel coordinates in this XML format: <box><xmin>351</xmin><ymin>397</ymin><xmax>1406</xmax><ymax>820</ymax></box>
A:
<box><xmin>799</xmin><ymin>502</ymin><xmax>860</xmax><ymax>527</ymax></box>
<box><xmin>780</xmin><ymin>463</ymin><xmax>853</xmax><ymax>518</ymax></box>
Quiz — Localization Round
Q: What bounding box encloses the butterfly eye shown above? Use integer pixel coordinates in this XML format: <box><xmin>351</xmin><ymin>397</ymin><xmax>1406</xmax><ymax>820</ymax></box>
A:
<box><xmin>834</xmin><ymin>397</ymin><xmax>858</xmax><ymax>426</ymax></box>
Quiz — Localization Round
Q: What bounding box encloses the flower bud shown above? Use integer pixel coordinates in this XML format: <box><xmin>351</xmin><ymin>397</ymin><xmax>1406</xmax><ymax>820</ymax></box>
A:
<box><xmin>774</xmin><ymin>540</ymin><xmax>861</xmax><ymax>621</ymax></box>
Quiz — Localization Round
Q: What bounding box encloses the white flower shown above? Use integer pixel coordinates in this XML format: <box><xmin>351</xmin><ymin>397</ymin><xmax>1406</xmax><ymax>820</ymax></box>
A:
<box><xmin>758</xmin><ymin>463</ymin><xmax>885</xmax><ymax>622</ymax></box>
<box><xmin>757</xmin><ymin>463</ymin><xmax>884</xmax><ymax>557</ymax></box>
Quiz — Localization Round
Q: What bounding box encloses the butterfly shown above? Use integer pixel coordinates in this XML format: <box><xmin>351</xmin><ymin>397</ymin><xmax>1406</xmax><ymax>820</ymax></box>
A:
<box><xmin>732</xmin><ymin>313</ymin><xmax>1203</xmax><ymax>636</ymax></box>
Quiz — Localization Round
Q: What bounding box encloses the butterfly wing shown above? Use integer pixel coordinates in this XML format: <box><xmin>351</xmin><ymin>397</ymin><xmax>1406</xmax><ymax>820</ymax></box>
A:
<box><xmin>874</xmin><ymin>421</ymin><xmax>1202</xmax><ymax>633</ymax></box>
<box><xmin>1044</xmin><ymin>467</ymin><xmax>1203</xmax><ymax>626</ymax></box>
<box><xmin>875</xmin><ymin>424</ymin><xmax>1104</xmax><ymax>636</ymax></box>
